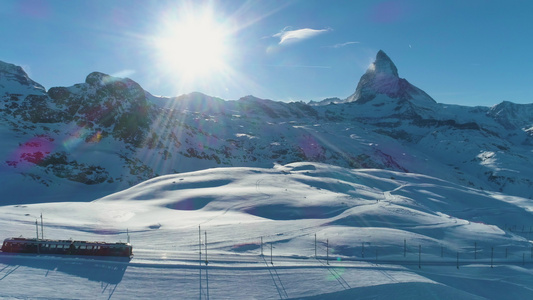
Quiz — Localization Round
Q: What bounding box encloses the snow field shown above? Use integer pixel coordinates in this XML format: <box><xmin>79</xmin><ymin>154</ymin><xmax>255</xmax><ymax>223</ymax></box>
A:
<box><xmin>1</xmin><ymin>162</ymin><xmax>532</xmax><ymax>299</ymax></box>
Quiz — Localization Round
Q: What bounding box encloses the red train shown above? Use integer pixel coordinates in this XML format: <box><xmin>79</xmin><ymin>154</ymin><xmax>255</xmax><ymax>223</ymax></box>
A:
<box><xmin>1</xmin><ymin>237</ymin><xmax>133</xmax><ymax>258</ymax></box>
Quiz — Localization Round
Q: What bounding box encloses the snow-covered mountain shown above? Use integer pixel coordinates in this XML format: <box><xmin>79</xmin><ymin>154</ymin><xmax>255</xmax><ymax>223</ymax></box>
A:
<box><xmin>1</xmin><ymin>52</ymin><xmax>533</xmax><ymax>299</ymax></box>
<box><xmin>1</xmin><ymin>50</ymin><xmax>533</xmax><ymax>204</ymax></box>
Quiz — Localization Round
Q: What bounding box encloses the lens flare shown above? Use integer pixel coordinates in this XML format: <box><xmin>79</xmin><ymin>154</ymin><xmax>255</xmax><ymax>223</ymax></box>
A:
<box><xmin>6</xmin><ymin>136</ymin><xmax>54</xmax><ymax>168</ymax></box>
<box><xmin>62</xmin><ymin>127</ymin><xmax>103</xmax><ymax>151</ymax></box>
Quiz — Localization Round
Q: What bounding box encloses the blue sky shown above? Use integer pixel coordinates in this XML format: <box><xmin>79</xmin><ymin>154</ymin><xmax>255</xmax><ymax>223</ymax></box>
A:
<box><xmin>1</xmin><ymin>0</ymin><xmax>532</xmax><ymax>106</ymax></box>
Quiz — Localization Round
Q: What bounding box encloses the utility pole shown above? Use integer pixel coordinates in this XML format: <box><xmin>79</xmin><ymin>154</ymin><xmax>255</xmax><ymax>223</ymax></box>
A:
<box><xmin>205</xmin><ymin>231</ymin><xmax>208</xmax><ymax>265</ymax></box>
<box><xmin>35</xmin><ymin>220</ymin><xmax>40</xmax><ymax>254</ymax></box>
<box><xmin>199</xmin><ymin>225</ymin><xmax>202</xmax><ymax>265</ymax></box>
<box><xmin>35</xmin><ymin>220</ymin><xmax>39</xmax><ymax>240</ymax></box>
<box><xmin>40</xmin><ymin>213</ymin><xmax>44</xmax><ymax>240</ymax></box>
<box><xmin>270</xmin><ymin>243</ymin><xmax>273</xmax><ymax>265</ymax></box>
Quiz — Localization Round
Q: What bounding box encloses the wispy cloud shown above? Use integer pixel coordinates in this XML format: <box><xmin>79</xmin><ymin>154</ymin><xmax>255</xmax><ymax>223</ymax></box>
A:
<box><xmin>329</xmin><ymin>41</ymin><xmax>360</xmax><ymax>48</ymax></box>
<box><xmin>111</xmin><ymin>69</ymin><xmax>136</xmax><ymax>78</ymax></box>
<box><xmin>273</xmin><ymin>27</ymin><xmax>331</xmax><ymax>45</ymax></box>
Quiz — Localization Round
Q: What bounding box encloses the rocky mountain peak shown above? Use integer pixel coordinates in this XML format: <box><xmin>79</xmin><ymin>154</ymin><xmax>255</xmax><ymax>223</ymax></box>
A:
<box><xmin>372</xmin><ymin>50</ymin><xmax>399</xmax><ymax>77</ymax></box>
<box><xmin>85</xmin><ymin>71</ymin><xmax>109</xmax><ymax>86</ymax></box>
<box><xmin>345</xmin><ymin>50</ymin><xmax>435</xmax><ymax>107</ymax></box>
<box><xmin>0</xmin><ymin>60</ymin><xmax>23</xmax><ymax>74</ymax></box>
<box><xmin>0</xmin><ymin>60</ymin><xmax>46</xmax><ymax>95</ymax></box>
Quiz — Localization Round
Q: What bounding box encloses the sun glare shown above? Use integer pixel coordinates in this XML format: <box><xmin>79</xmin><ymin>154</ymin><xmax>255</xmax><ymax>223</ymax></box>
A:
<box><xmin>154</xmin><ymin>7</ymin><xmax>230</xmax><ymax>85</ymax></box>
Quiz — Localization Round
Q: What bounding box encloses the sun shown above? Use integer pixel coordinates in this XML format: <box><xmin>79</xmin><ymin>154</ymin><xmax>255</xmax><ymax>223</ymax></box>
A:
<box><xmin>154</xmin><ymin>7</ymin><xmax>230</xmax><ymax>85</ymax></box>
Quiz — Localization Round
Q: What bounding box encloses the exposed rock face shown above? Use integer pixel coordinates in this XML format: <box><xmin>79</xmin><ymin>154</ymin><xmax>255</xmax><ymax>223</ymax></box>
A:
<box><xmin>48</xmin><ymin>72</ymin><xmax>152</xmax><ymax>146</ymax></box>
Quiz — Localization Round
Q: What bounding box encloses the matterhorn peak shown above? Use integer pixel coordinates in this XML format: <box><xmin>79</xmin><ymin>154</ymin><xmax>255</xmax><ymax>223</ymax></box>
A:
<box><xmin>372</xmin><ymin>50</ymin><xmax>399</xmax><ymax>77</ymax></box>
<box><xmin>345</xmin><ymin>50</ymin><xmax>435</xmax><ymax>106</ymax></box>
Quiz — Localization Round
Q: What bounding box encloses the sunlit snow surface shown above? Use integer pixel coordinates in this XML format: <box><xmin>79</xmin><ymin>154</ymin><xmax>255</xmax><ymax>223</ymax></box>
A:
<box><xmin>1</xmin><ymin>162</ymin><xmax>532</xmax><ymax>299</ymax></box>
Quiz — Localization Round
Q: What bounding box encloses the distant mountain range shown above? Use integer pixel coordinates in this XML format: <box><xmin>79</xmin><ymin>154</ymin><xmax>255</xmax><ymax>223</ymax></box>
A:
<box><xmin>1</xmin><ymin>51</ymin><xmax>533</xmax><ymax>204</ymax></box>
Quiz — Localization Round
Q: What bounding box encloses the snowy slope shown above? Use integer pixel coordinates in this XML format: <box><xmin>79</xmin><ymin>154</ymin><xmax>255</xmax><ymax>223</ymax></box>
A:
<box><xmin>1</xmin><ymin>163</ymin><xmax>532</xmax><ymax>299</ymax></box>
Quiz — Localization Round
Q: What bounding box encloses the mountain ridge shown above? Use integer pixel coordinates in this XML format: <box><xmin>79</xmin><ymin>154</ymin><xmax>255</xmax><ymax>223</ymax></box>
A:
<box><xmin>1</xmin><ymin>52</ymin><xmax>533</xmax><ymax>203</ymax></box>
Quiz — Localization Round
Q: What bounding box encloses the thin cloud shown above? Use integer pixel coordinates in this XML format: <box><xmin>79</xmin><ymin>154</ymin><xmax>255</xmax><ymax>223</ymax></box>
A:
<box><xmin>111</xmin><ymin>69</ymin><xmax>136</xmax><ymax>78</ymax></box>
<box><xmin>273</xmin><ymin>27</ymin><xmax>331</xmax><ymax>45</ymax></box>
<box><xmin>330</xmin><ymin>41</ymin><xmax>360</xmax><ymax>48</ymax></box>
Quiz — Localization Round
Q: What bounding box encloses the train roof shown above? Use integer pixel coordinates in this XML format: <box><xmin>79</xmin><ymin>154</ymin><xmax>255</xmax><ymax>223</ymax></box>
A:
<box><xmin>3</xmin><ymin>237</ymin><xmax>130</xmax><ymax>246</ymax></box>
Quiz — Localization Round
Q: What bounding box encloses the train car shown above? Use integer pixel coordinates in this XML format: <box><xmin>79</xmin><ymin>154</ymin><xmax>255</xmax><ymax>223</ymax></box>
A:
<box><xmin>1</xmin><ymin>237</ymin><xmax>133</xmax><ymax>258</ymax></box>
